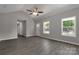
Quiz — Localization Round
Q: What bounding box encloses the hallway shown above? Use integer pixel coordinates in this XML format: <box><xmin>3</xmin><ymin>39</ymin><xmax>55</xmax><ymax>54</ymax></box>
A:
<box><xmin>0</xmin><ymin>36</ymin><xmax>79</xmax><ymax>55</ymax></box>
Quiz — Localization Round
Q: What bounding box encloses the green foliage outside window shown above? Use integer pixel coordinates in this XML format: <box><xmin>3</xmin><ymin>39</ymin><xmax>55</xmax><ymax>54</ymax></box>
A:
<box><xmin>63</xmin><ymin>20</ymin><xmax>74</xmax><ymax>28</ymax></box>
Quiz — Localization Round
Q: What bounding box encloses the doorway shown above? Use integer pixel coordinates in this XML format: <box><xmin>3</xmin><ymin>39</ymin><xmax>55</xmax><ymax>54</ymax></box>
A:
<box><xmin>36</xmin><ymin>23</ymin><xmax>40</xmax><ymax>36</ymax></box>
<box><xmin>17</xmin><ymin>20</ymin><xmax>26</xmax><ymax>37</ymax></box>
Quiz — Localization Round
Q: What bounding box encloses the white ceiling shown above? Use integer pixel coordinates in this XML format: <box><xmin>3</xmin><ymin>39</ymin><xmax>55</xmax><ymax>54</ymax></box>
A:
<box><xmin>0</xmin><ymin>4</ymin><xmax>68</xmax><ymax>13</ymax></box>
<box><xmin>0</xmin><ymin>4</ymin><xmax>79</xmax><ymax>18</ymax></box>
<box><xmin>0</xmin><ymin>4</ymin><xmax>24</xmax><ymax>13</ymax></box>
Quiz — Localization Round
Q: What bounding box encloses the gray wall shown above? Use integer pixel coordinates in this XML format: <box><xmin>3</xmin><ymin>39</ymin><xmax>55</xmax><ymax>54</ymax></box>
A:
<box><xmin>17</xmin><ymin>11</ymin><xmax>35</xmax><ymax>37</ymax></box>
<box><xmin>35</xmin><ymin>8</ymin><xmax>79</xmax><ymax>45</ymax></box>
<box><xmin>0</xmin><ymin>13</ymin><xmax>17</xmax><ymax>41</ymax></box>
<box><xmin>0</xmin><ymin>11</ymin><xmax>35</xmax><ymax>41</ymax></box>
<box><xmin>26</xmin><ymin>16</ymin><xmax>35</xmax><ymax>37</ymax></box>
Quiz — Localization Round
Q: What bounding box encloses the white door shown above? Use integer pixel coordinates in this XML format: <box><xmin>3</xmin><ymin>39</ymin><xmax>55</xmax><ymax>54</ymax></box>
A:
<box><xmin>36</xmin><ymin>24</ymin><xmax>40</xmax><ymax>36</ymax></box>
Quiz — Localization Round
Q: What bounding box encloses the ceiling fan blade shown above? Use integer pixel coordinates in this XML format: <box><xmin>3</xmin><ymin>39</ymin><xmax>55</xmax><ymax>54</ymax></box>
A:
<box><xmin>38</xmin><ymin>11</ymin><xmax>43</xmax><ymax>13</ymax></box>
<box><xmin>29</xmin><ymin>13</ymin><xmax>32</xmax><ymax>15</ymax></box>
<box><xmin>36</xmin><ymin>8</ymin><xmax>38</xmax><ymax>11</ymax></box>
<box><xmin>26</xmin><ymin>9</ymin><xmax>32</xmax><ymax>12</ymax></box>
<box><xmin>33</xmin><ymin>7</ymin><xmax>38</xmax><ymax>12</ymax></box>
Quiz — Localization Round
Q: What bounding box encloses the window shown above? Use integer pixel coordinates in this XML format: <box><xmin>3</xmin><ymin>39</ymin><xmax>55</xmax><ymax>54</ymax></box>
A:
<box><xmin>43</xmin><ymin>21</ymin><xmax>50</xmax><ymax>34</ymax></box>
<box><xmin>61</xmin><ymin>16</ymin><xmax>76</xmax><ymax>37</ymax></box>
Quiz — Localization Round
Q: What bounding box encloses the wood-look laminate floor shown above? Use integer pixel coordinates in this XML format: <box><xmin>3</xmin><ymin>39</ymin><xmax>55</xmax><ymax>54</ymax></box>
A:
<box><xmin>0</xmin><ymin>36</ymin><xmax>79</xmax><ymax>55</ymax></box>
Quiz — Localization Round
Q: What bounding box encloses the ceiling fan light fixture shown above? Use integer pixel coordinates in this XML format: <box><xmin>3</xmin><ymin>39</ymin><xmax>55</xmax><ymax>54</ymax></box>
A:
<box><xmin>32</xmin><ymin>12</ymin><xmax>38</xmax><ymax>16</ymax></box>
<box><xmin>27</xmin><ymin>7</ymin><xmax>43</xmax><ymax>16</ymax></box>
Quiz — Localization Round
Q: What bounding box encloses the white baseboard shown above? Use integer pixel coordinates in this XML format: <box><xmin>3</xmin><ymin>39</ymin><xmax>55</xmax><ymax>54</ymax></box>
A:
<box><xmin>26</xmin><ymin>35</ymin><xmax>34</xmax><ymax>37</ymax></box>
<box><xmin>1</xmin><ymin>36</ymin><xmax>79</xmax><ymax>46</ymax></box>
<box><xmin>40</xmin><ymin>36</ymin><xmax>79</xmax><ymax>45</ymax></box>
<box><xmin>0</xmin><ymin>37</ymin><xmax>17</xmax><ymax>42</ymax></box>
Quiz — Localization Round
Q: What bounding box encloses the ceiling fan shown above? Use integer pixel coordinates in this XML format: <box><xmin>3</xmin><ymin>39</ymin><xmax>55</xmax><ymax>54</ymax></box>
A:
<box><xmin>26</xmin><ymin>7</ymin><xmax>43</xmax><ymax>16</ymax></box>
